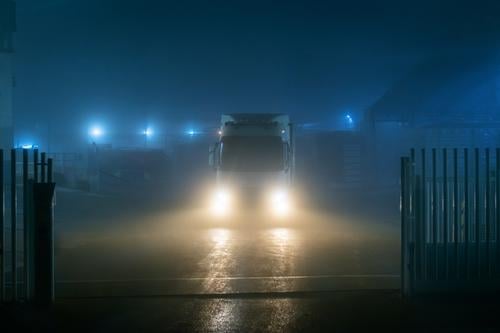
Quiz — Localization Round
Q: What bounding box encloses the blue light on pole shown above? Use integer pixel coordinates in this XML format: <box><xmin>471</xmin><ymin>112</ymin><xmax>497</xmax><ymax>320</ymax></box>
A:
<box><xmin>141</xmin><ymin>127</ymin><xmax>154</xmax><ymax>148</ymax></box>
<box><xmin>345</xmin><ymin>114</ymin><xmax>353</xmax><ymax>124</ymax></box>
<box><xmin>89</xmin><ymin>126</ymin><xmax>103</xmax><ymax>138</ymax></box>
<box><xmin>345</xmin><ymin>114</ymin><xmax>354</xmax><ymax>129</ymax></box>
<box><xmin>142</xmin><ymin>127</ymin><xmax>154</xmax><ymax>137</ymax></box>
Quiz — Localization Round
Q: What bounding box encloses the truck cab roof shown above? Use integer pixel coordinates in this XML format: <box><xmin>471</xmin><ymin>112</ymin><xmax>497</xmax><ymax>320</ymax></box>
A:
<box><xmin>221</xmin><ymin>113</ymin><xmax>290</xmax><ymax>126</ymax></box>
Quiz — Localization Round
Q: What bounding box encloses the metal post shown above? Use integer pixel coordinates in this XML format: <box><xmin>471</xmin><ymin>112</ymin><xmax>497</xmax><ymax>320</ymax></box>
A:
<box><xmin>41</xmin><ymin>153</ymin><xmax>46</xmax><ymax>183</ymax></box>
<box><xmin>47</xmin><ymin>158</ymin><xmax>53</xmax><ymax>183</ymax></box>
<box><xmin>453</xmin><ymin>148</ymin><xmax>459</xmax><ymax>279</ymax></box>
<box><xmin>33</xmin><ymin>182</ymin><xmax>56</xmax><ymax>306</ymax></box>
<box><xmin>415</xmin><ymin>174</ymin><xmax>421</xmax><ymax>281</ymax></box>
<box><xmin>0</xmin><ymin>149</ymin><xmax>4</xmax><ymax>302</ymax></box>
<box><xmin>443</xmin><ymin>148</ymin><xmax>448</xmax><ymax>279</ymax></box>
<box><xmin>475</xmin><ymin>148</ymin><xmax>480</xmax><ymax>278</ymax></box>
<box><xmin>497</xmin><ymin>148</ymin><xmax>500</xmax><ymax>277</ymax></box>
<box><xmin>432</xmin><ymin>148</ymin><xmax>437</xmax><ymax>280</ymax></box>
<box><xmin>410</xmin><ymin>149</ymin><xmax>416</xmax><ymax>286</ymax></box>
<box><xmin>23</xmin><ymin>149</ymin><xmax>29</xmax><ymax>300</ymax></box>
<box><xmin>421</xmin><ymin>149</ymin><xmax>427</xmax><ymax>280</ymax></box>
<box><xmin>10</xmin><ymin>149</ymin><xmax>17</xmax><ymax>301</ymax></box>
<box><xmin>485</xmin><ymin>148</ymin><xmax>491</xmax><ymax>277</ymax></box>
<box><xmin>464</xmin><ymin>148</ymin><xmax>469</xmax><ymax>279</ymax></box>
<box><xmin>25</xmin><ymin>180</ymin><xmax>35</xmax><ymax>302</ymax></box>
<box><xmin>401</xmin><ymin>157</ymin><xmax>410</xmax><ymax>296</ymax></box>
<box><xmin>33</xmin><ymin>149</ymin><xmax>39</xmax><ymax>183</ymax></box>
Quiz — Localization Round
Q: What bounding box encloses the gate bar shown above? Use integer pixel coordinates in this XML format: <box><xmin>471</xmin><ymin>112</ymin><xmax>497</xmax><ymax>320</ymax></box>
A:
<box><xmin>443</xmin><ymin>148</ymin><xmax>449</xmax><ymax>279</ymax></box>
<box><xmin>401</xmin><ymin>156</ymin><xmax>410</xmax><ymax>295</ymax></box>
<box><xmin>410</xmin><ymin>149</ymin><xmax>416</xmax><ymax>285</ymax></box>
<box><xmin>432</xmin><ymin>148</ymin><xmax>437</xmax><ymax>280</ymax></box>
<box><xmin>47</xmin><ymin>158</ymin><xmax>53</xmax><ymax>183</ymax></box>
<box><xmin>453</xmin><ymin>148</ymin><xmax>459</xmax><ymax>279</ymax></box>
<box><xmin>464</xmin><ymin>148</ymin><xmax>469</xmax><ymax>279</ymax></box>
<box><xmin>475</xmin><ymin>148</ymin><xmax>480</xmax><ymax>278</ymax></box>
<box><xmin>497</xmin><ymin>148</ymin><xmax>500</xmax><ymax>277</ymax></box>
<box><xmin>33</xmin><ymin>149</ymin><xmax>39</xmax><ymax>183</ymax></box>
<box><xmin>0</xmin><ymin>149</ymin><xmax>4</xmax><ymax>301</ymax></box>
<box><xmin>421</xmin><ymin>149</ymin><xmax>427</xmax><ymax>280</ymax></box>
<box><xmin>485</xmin><ymin>148</ymin><xmax>491</xmax><ymax>277</ymax></box>
<box><xmin>41</xmin><ymin>153</ymin><xmax>46</xmax><ymax>183</ymax></box>
<box><xmin>23</xmin><ymin>149</ymin><xmax>28</xmax><ymax>300</ymax></box>
<box><xmin>11</xmin><ymin>149</ymin><xmax>17</xmax><ymax>301</ymax></box>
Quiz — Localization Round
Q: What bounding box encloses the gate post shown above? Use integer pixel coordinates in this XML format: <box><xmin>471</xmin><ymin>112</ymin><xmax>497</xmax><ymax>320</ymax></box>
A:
<box><xmin>0</xmin><ymin>149</ymin><xmax>4</xmax><ymax>302</ymax></box>
<box><xmin>33</xmin><ymin>182</ymin><xmax>56</xmax><ymax>306</ymax></box>
<box><xmin>401</xmin><ymin>156</ymin><xmax>412</xmax><ymax>296</ymax></box>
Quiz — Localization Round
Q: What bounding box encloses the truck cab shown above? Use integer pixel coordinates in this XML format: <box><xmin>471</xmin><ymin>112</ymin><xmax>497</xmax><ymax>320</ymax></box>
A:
<box><xmin>209</xmin><ymin>113</ymin><xmax>294</xmax><ymax>217</ymax></box>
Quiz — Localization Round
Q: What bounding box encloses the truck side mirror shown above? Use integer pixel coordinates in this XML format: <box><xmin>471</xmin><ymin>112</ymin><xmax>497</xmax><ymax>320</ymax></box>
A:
<box><xmin>283</xmin><ymin>142</ymin><xmax>290</xmax><ymax>171</ymax></box>
<box><xmin>209</xmin><ymin>142</ymin><xmax>219</xmax><ymax>169</ymax></box>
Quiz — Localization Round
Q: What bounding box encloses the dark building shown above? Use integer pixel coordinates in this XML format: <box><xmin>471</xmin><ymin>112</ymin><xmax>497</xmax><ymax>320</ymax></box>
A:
<box><xmin>364</xmin><ymin>54</ymin><xmax>500</xmax><ymax>185</ymax></box>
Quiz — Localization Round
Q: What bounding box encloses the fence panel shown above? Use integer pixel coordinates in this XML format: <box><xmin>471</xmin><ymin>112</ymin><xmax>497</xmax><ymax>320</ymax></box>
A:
<box><xmin>402</xmin><ymin>148</ymin><xmax>500</xmax><ymax>296</ymax></box>
<box><xmin>0</xmin><ymin>148</ymin><xmax>55</xmax><ymax>303</ymax></box>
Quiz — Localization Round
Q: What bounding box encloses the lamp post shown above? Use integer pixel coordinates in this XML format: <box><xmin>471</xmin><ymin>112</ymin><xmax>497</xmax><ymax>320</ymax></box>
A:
<box><xmin>142</xmin><ymin>127</ymin><xmax>153</xmax><ymax>148</ymax></box>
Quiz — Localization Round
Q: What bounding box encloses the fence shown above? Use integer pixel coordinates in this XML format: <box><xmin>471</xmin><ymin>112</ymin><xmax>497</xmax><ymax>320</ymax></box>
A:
<box><xmin>0</xmin><ymin>148</ymin><xmax>55</xmax><ymax>304</ymax></box>
<box><xmin>401</xmin><ymin>148</ymin><xmax>500</xmax><ymax>296</ymax></box>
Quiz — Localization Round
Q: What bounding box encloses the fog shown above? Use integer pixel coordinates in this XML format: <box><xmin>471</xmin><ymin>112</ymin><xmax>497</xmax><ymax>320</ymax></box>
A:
<box><xmin>4</xmin><ymin>0</ymin><xmax>500</xmax><ymax>299</ymax></box>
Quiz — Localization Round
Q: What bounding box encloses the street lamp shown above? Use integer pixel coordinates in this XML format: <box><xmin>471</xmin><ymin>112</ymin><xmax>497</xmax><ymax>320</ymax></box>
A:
<box><xmin>142</xmin><ymin>127</ymin><xmax>154</xmax><ymax>147</ymax></box>
<box><xmin>89</xmin><ymin>126</ymin><xmax>104</xmax><ymax>139</ymax></box>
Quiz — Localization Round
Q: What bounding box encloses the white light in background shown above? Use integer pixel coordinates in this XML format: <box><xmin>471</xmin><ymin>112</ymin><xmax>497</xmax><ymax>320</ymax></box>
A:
<box><xmin>89</xmin><ymin>125</ymin><xmax>104</xmax><ymax>139</ymax></box>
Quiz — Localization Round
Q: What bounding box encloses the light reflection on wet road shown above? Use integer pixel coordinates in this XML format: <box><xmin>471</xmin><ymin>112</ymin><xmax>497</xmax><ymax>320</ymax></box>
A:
<box><xmin>56</xmin><ymin>208</ymin><xmax>400</xmax><ymax>297</ymax></box>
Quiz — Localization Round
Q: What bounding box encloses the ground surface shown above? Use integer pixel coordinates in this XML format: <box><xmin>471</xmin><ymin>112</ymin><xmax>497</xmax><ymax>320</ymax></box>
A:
<box><xmin>54</xmin><ymin>188</ymin><xmax>400</xmax><ymax>297</ymax></box>
<box><xmin>4</xmin><ymin>291</ymin><xmax>500</xmax><ymax>332</ymax></box>
<box><xmin>3</xmin><ymin>189</ymin><xmax>500</xmax><ymax>331</ymax></box>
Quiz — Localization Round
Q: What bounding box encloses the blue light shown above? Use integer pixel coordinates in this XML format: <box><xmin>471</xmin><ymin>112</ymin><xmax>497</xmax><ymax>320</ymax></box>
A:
<box><xmin>142</xmin><ymin>127</ymin><xmax>154</xmax><ymax>137</ymax></box>
<box><xmin>89</xmin><ymin>125</ymin><xmax>104</xmax><ymax>138</ymax></box>
<box><xmin>345</xmin><ymin>114</ymin><xmax>353</xmax><ymax>124</ymax></box>
<box><xmin>21</xmin><ymin>144</ymin><xmax>37</xmax><ymax>149</ymax></box>
<box><xmin>187</xmin><ymin>129</ymin><xmax>196</xmax><ymax>136</ymax></box>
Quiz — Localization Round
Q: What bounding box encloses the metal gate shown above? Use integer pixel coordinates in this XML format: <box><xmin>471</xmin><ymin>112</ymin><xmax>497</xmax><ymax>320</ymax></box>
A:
<box><xmin>401</xmin><ymin>148</ymin><xmax>500</xmax><ymax>296</ymax></box>
<box><xmin>0</xmin><ymin>148</ymin><xmax>55</xmax><ymax>304</ymax></box>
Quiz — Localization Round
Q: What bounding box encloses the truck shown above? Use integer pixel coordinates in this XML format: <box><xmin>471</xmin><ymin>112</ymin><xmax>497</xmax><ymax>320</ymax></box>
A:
<box><xmin>208</xmin><ymin>113</ymin><xmax>295</xmax><ymax>217</ymax></box>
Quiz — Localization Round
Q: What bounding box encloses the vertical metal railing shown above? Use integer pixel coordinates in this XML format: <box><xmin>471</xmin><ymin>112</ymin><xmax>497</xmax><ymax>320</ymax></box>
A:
<box><xmin>0</xmin><ymin>148</ymin><xmax>54</xmax><ymax>303</ymax></box>
<box><xmin>0</xmin><ymin>149</ymin><xmax>4</xmax><ymax>302</ymax></box>
<box><xmin>402</xmin><ymin>148</ymin><xmax>500</xmax><ymax>296</ymax></box>
<box><xmin>10</xmin><ymin>149</ymin><xmax>17</xmax><ymax>301</ymax></box>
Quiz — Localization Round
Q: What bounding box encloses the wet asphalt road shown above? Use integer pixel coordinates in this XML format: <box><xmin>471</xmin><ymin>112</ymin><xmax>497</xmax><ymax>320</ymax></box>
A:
<box><xmin>13</xmin><ymin>190</ymin><xmax>497</xmax><ymax>332</ymax></box>
<box><xmin>55</xmin><ymin>190</ymin><xmax>400</xmax><ymax>298</ymax></box>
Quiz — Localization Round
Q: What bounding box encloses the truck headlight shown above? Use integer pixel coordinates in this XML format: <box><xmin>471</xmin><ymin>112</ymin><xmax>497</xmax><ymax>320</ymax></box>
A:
<box><xmin>211</xmin><ymin>188</ymin><xmax>232</xmax><ymax>216</ymax></box>
<box><xmin>269</xmin><ymin>188</ymin><xmax>291</xmax><ymax>217</ymax></box>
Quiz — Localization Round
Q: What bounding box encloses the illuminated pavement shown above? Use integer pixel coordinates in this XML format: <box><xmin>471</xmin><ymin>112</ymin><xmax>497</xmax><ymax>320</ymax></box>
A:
<box><xmin>55</xmin><ymin>195</ymin><xmax>400</xmax><ymax>298</ymax></box>
<box><xmin>11</xmin><ymin>191</ymin><xmax>498</xmax><ymax>332</ymax></box>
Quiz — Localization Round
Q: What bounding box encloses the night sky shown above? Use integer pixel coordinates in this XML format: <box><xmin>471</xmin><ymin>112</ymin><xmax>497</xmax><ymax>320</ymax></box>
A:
<box><xmin>13</xmin><ymin>0</ymin><xmax>500</xmax><ymax>136</ymax></box>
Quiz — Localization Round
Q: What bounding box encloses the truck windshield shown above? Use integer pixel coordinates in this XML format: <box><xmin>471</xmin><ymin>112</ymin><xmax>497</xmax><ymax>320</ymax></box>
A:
<box><xmin>220</xmin><ymin>136</ymin><xmax>284</xmax><ymax>172</ymax></box>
